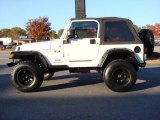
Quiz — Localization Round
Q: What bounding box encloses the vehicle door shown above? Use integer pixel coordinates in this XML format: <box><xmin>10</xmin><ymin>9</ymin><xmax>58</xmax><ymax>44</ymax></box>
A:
<box><xmin>63</xmin><ymin>20</ymin><xmax>100</xmax><ymax>62</ymax></box>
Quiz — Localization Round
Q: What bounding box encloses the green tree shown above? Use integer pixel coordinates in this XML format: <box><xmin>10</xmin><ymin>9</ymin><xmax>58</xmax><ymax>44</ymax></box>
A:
<box><xmin>10</xmin><ymin>27</ymin><xmax>27</xmax><ymax>40</ymax></box>
<box><xmin>141</xmin><ymin>24</ymin><xmax>151</xmax><ymax>29</ymax></box>
<box><xmin>57</xmin><ymin>29</ymin><xmax>64</xmax><ymax>38</ymax></box>
<box><xmin>0</xmin><ymin>29</ymin><xmax>11</xmax><ymax>37</ymax></box>
<box><xmin>50</xmin><ymin>30</ymin><xmax>57</xmax><ymax>39</ymax></box>
<box><xmin>0</xmin><ymin>27</ymin><xmax>26</xmax><ymax>40</ymax></box>
<box><xmin>26</xmin><ymin>16</ymin><xmax>51</xmax><ymax>40</ymax></box>
<box><xmin>133</xmin><ymin>24</ymin><xmax>141</xmax><ymax>32</ymax></box>
<box><xmin>0</xmin><ymin>30</ymin><xmax>3</xmax><ymax>37</ymax></box>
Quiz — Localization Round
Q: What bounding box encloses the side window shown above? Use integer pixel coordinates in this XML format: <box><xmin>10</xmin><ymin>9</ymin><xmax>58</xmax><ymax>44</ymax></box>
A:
<box><xmin>69</xmin><ymin>21</ymin><xmax>98</xmax><ymax>39</ymax></box>
<box><xmin>104</xmin><ymin>21</ymin><xmax>135</xmax><ymax>42</ymax></box>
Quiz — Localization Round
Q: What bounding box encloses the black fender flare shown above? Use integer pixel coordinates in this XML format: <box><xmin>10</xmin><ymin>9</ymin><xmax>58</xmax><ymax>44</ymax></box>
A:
<box><xmin>98</xmin><ymin>48</ymin><xmax>145</xmax><ymax>68</ymax></box>
<box><xmin>7</xmin><ymin>51</ymin><xmax>48</xmax><ymax>68</ymax></box>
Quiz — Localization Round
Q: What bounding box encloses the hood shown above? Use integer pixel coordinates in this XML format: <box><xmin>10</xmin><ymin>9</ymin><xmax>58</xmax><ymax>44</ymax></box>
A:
<box><xmin>16</xmin><ymin>41</ymin><xmax>52</xmax><ymax>51</ymax></box>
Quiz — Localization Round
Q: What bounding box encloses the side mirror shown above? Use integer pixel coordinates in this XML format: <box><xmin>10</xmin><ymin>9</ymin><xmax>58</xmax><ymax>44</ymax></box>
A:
<box><xmin>67</xmin><ymin>29</ymin><xmax>77</xmax><ymax>39</ymax></box>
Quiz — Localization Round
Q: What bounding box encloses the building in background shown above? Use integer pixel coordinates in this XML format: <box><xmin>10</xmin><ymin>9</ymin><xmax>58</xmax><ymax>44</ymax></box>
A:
<box><xmin>12</xmin><ymin>36</ymin><xmax>32</xmax><ymax>45</ymax></box>
<box><xmin>0</xmin><ymin>37</ymin><xmax>12</xmax><ymax>45</ymax></box>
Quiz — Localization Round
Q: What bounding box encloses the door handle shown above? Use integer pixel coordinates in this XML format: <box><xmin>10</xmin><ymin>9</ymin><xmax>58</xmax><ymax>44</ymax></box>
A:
<box><xmin>90</xmin><ymin>39</ymin><xmax>96</xmax><ymax>44</ymax></box>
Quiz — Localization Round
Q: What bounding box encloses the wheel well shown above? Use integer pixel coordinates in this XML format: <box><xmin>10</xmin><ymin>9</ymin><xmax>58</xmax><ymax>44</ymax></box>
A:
<box><xmin>20</xmin><ymin>55</ymin><xmax>46</xmax><ymax>68</ymax></box>
<box><xmin>8</xmin><ymin>51</ymin><xmax>49</xmax><ymax>70</ymax></box>
<box><xmin>102</xmin><ymin>52</ymin><xmax>138</xmax><ymax>69</ymax></box>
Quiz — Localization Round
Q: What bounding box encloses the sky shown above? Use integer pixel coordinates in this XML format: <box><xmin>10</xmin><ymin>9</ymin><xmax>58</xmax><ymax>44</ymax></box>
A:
<box><xmin>0</xmin><ymin>0</ymin><xmax>160</xmax><ymax>31</ymax></box>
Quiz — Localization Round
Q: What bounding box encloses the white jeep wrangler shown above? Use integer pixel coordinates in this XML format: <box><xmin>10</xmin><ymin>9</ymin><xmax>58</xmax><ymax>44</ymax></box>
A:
<box><xmin>8</xmin><ymin>17</ymin><xmax>147</xmax><ymax>92</ymax></box>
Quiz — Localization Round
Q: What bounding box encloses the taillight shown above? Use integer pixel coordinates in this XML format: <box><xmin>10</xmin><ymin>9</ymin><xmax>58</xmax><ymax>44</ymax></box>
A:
<box><xmin>144</xmin><ymin>48</ymin><xmax>147</xmax><ymax>53</ymax></box>
<box><xmin>144</xmin><ymin>48</ymin><xmax>147</xmax><ymax>60</ymax></box>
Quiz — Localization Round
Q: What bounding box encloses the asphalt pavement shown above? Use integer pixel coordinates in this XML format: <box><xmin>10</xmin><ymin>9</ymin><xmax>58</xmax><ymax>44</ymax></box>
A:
<box><xmin>0</xmin><ymin>48</ymin><xmax>160</xmax><ymax>120</ymax></box>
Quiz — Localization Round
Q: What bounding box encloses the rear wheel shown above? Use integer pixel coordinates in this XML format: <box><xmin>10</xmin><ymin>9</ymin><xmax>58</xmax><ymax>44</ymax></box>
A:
<box><xmin>103</xmin><ymin>60</ymin><xmax>137</xmax><ymax>92</ymax></box>
<box><xmin>11</xmin><ymin>61</ymin><xmax>43</xmax><ymax>92</ymax></box>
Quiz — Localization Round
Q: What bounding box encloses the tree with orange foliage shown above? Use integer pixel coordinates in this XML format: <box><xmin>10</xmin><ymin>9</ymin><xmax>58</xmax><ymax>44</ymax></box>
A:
<box><xmin>149</xmin><ymin>23</ymin><xmax>160</xmax><ymax>39</ymax></box>
<box><xmin>26</xmin><ymin>17</ymin><xmax>51</xmax><ymax>40</ymax></box>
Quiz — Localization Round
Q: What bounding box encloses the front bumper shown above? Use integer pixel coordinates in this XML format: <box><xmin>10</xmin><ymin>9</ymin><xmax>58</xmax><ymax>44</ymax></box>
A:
<box><xmin>7</xmin><ymin>62</ymin><xmax>17</xmax><ymax>67</ymax></box>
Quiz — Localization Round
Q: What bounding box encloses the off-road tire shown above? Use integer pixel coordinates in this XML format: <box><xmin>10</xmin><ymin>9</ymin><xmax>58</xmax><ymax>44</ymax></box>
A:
<box><xmin>44</xmin><ymin>73</ymin><xmax>54</xmax><ymax>80</ymax></box>
<box><xmin>11</xmin><ymin>61</ymin><xmax>43</xmax><ymax>92</ymax></box>
<box><xmin>103</xmin><ymin>60</ymin><xmax>137</xmax><ymax>92</ymax></box>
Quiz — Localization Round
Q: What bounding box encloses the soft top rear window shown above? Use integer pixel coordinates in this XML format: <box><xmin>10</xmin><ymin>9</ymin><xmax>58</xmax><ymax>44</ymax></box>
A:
<box><xmin>104</xmin><ymin>21</ymin><xmax>135</xmax><ymax>42</ymax></box>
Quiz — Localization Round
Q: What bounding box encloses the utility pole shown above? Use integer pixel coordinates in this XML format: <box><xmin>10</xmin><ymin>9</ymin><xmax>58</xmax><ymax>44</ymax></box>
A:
<box><xmin>75</xmin><ymin>0</ymin><xmax>86</xmax><ymax>18</ymax></box>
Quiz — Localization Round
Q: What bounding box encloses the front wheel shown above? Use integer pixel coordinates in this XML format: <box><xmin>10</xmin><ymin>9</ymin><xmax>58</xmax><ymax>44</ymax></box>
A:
<box><xmin>11</xmin><ymin>61</ymin><xmax>44</xmax><ymax>92</ymax></box>
<box><xmin>103</xmin><ymin>60</ymin><xmax>137</xmax><ymax>92</ymax></box>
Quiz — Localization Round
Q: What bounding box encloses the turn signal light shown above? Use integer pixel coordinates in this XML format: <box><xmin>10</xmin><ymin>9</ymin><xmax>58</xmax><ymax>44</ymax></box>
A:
<box><xmin>9</xmin><ymin>54</ymin><xmax>14</xmax><ymax>59</ymax></box>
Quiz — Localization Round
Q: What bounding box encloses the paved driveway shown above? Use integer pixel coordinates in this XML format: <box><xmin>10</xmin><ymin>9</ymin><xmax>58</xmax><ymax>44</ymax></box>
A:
<box><xmin>0</xmin><ymin>50</ymin><xmax>160</xmax><ymax>120</ymax></box>
<box><xmin>0</xmin><ymin>63</ymin><xmax>160</xmax><ymax>120</ymax></box>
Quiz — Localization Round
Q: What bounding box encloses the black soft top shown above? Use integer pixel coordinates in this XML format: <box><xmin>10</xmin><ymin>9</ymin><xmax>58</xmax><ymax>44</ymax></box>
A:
<box><xmin>70</xmin><ymin>17</ymin><xmax>142</xmax><ymax>44</ymax></box>
<box><xmin>71</xmin><ymin>17</ymin><xmax>133</xmax><ymax>24</ymax></box>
